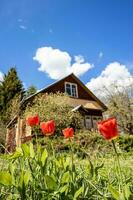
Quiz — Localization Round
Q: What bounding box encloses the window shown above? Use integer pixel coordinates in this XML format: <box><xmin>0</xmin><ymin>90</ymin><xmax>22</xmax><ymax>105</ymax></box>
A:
<box><xmin>92</xmin><ymin>116</ymin><xmax>102</xmax><ymax>129</ymax></box>
<box><xmin>65</xmin><ymin>83</ymin><xmax>71</xmax><ymax>96</ymax></box>
<box><xmin>85</xmin><ymin>116</ymin><xmax>92</xmax><ymax>130</ymax></box>
<box><xmin>65</xmin><ymin>82</ymin><xmax>78</xmax><ymax>97</ymax></box>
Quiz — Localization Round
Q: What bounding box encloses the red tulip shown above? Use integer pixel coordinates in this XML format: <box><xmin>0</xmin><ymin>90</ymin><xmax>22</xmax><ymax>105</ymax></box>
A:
<box><xmin>63</xmin><ymin>127</ymin><xmax>74</xmax><ymax>139</ymax></box>
<box><xmin>40</xmin><ymin>120</ymin><xmax>55</xmax><ymax>136</ymax></box>
<box><xmin>97</xmin><ymin>117</ymin><xmax>119</xmax><ymax>140</ymax></box>
<box><xmin>26</xmin><ymin>115</ymin><xmax>40</xmax><ymax>127</ymax></box>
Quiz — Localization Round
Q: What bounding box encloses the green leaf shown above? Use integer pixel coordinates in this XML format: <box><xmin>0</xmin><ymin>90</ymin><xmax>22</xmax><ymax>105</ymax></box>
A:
<box><xmin>8</xmin><ymin>163</ymin><xmax>16</xmax><ymax>185</ymax></box>
<box><xmin>63</xmin><ymin>159</ymin><xmax>70</xmax><ymax>170</ymax></box>
<box><xmin>0</xmin><ymin>171</ymin><xmax>12</xmax><ymax>186</ymax></box>
<box><xmin>37</xmin><ymin>144</ymin><xmax>42</xmax><ymax>155</ymax></box>
<box><xmin>108</xmin><ymin>185</ymin><xmax>119</xmax><ymax>200</ymax></box>
<box><xmin>8</xmin><ymin>163</ymin><xmax>15</xmax><ymax>175</ymax></box>
<box><xmin>19</xmin><ymin>170</ymin><xmax>24</xmax><ymax>188</ymax></box>
<box><xmin>74</xmin><ymin>186</ymin><xmax>83</xmax><ymax>199</ymax></box>
<box><xmin>21</xmin><ymin>143</ymin><xmax>30</xmax><ymax>157</ymax></box>
<box><xmin>6</xmin><ymin>194</ymin><xmax>13</xmax><ymax>200</ymax></box>
<box><xmin>95</xmin><ymin>163</ymin><xmax>104</xmax><ymax>176</ymax></box>
<box><xmin>45</xmin><ymin>175</ymin><xmax>57</xmax><ymax>190</ymax></box>
<box><xmin>29</xmin><ymin>143</ymin><xmax>35</xmax><ymax>158</ymax></box>
<box><xmin>61</xmin><ymin>171</ymin><xmax>70</xmax><ymax>183</ymax></box>
<box><xmin>41</xmin><ymin>149</ymin><xmax>48</xmax><ymax>166</ymax></box>
<box><xmin>88</xmin><ymin>158</ymin><xmax>94</xmax><ymax>178</ymax></box>
<box><xmin>124</xmin><ymin>184</ymin><xmax>132</xmax><ymax>200</ymax></box>
<box><xmin>19</xmin><ymin>170</ymin><xmax>31</xmax><ymax>192</ymax></box>
<box><xmin>9</xmin><ymin>148</ymin><xmax>22</xmax><ymax>160</ymax></box>
<box><xmin>24</xmin><ymin>171</ymin><xmax>31</xmax><ymax>186</ymax></box>
<box><xmin>59</xmin><ymin>184</ymin><xmax>68</xmax><ymax>193</ymax></box>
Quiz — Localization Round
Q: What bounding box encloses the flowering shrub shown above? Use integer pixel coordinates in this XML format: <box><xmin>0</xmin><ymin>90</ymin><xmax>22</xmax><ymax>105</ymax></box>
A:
<box><xmin>24</xmin><ymin>93</ymin><xmax>82</xmax><ymax>135</ymax></box>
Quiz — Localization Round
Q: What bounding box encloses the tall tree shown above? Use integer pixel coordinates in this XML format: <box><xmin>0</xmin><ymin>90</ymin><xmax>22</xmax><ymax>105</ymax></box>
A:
<box><xmin>26</xmin><ymin>85</ymin><xmax>37</xmax><ymax>98</ymax></box>
<box><xmin>0</xmin><ymin>67</ymin><xmax>24</xmax><ymax>123</ymax></box>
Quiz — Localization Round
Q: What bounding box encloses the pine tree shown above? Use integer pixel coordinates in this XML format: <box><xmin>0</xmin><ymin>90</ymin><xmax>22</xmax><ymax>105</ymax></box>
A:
<box><xmin>0</xmin><ymin>67</ymin><xmax>24</xmax><ymax>123</ymax></box>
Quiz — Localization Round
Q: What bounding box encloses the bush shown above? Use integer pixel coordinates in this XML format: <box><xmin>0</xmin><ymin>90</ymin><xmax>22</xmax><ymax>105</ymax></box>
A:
<box><xmin>24</xmin><ymin>93</ymin><xmax>82</xmax><ymax>135</ymax></box>
<box><xmin>31</xmin><ymin>130</ymin><xmax>133</xmax><ymax>157</ymax></box>
<box><xmin>118</xmin><ymin>135</ymin><xmax>133</xmax><ymax>152</ymax></box>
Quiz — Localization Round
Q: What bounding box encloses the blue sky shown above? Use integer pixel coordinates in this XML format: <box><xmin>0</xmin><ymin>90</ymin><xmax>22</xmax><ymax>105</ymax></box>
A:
<box><xmin>0</xmin><ymin>0</ymin><xmax>133</xmax><ymax>94</ymax></box>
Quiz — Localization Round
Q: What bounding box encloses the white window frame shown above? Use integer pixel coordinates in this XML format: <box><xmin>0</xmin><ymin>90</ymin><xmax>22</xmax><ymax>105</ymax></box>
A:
<box><xmin>65</xmin><ymin>82</ymin><xmax>78</xmax><ymax>98</ymax></box>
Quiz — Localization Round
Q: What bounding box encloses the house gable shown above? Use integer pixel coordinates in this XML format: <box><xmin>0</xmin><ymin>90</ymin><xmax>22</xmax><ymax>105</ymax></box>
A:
<box><xmin>40</xmin><ymin>74</ymin><xmax>94</xmax><ymax>100</ymax></box>
<box><xmin>70</xmin><ymin>74</ymin><xmax>107</xmax><ymax>110</ymax></box>
<box><xmin>22</xmin><ymin>73</ymin><xmax>107</xmax><ymax>111</ymax></box>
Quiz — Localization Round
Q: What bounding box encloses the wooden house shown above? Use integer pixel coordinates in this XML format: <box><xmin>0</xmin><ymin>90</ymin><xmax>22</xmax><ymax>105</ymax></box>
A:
<box><xmin>6</xmin><ymin>73</ymin><xmax>107</xmax><ymax>152</ymax></box>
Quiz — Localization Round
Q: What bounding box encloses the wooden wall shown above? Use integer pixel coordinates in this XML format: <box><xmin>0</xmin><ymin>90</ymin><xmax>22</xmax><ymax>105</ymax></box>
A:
<box><xmin>6</xmin><ymin>127</ymin><xmax>16</xmax><ymax>153</ymax></box>
<box><xmin>38</xmin><ymin>75</ymin><xmax>95</xmax><ymax>101</ymax></box>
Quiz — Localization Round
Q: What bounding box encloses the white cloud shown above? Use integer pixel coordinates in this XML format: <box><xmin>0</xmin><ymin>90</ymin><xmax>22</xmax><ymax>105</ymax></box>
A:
<box><xmin>19</xmin><ymin>25</ymin><xmax>27</xmax><ymax>30</ymax></box>
<box><xmin>98</xmin><ymin>51</ymin><xmax>103</xmax><ymax>59</ymax></box>
<box><xmin>0</xmin><ymin>71</ymin><xmax>4</xmax><ymax>82</ymax></box>
<box><xmin>33</xmin><ymin>47</ymin><xmax>93</xmax><ymax>80</ymax></box>
<box><xmin>74</xmin><ymin>55</ymin><xmax>85</xmax><ymax>63</ymax></box>
<box><xmin>86</xmin><ymin>62</ymin><xmax>133</xmax><ymax>97</ymax></box>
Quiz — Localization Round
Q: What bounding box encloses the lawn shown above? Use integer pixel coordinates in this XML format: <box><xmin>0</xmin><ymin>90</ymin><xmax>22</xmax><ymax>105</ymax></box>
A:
<box><xmin>0</xmin><ymin>131</ymin><xmax>133</xmax><ymax>199</ymax></box>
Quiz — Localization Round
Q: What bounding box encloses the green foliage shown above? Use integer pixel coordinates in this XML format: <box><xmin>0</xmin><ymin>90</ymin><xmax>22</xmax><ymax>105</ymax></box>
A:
<box><xmin>0</xmin><ymin>171</ymin><xmax>12</xmax><ymax>186</ymax></box>
<box><xmin>76</xmin><ymin>131</ymin><xmax>133</xmax><ymax>154</ymax></box>
<box><xmin>0</xmin><ymin>141</ymin><xmax>133</xmax><ymax>200</ymax></box>
<box><xmin>25</xmin><ymin>85</ymin><xmax>37</xmax><ymax>98</ymax></box>
<box><xmin>35</xmin><ymin>130</ymin><xmax>133</xmax><ymax>158</ymax></box>
<box><xmin>0</xmin><ymin>67</ymin><xmax>24</xmax><ymax>148</ymax></box>
<box><xmin>0</xmin><ymin>67</ymin><xmax>24</xmax><ymax>119</ymax></box>
<box><xmin>24</xmin><ymin>93</ymin><xmax>82</xmax><ymax>134</ymax></box>
<box><xmin>118</xmin><ymin>135</ymin><xmax>133</xmax><ymax>152</ymax></box>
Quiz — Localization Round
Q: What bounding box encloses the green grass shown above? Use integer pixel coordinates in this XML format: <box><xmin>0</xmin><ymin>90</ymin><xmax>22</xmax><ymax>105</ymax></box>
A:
<box><xmin>0</xmin><ymin>132</ymin><xmax>133</xmax><ymax>199</ymax></box>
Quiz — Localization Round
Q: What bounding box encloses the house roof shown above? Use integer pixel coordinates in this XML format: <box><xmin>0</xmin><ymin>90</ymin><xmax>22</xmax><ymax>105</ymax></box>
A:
<box><xmin>21</xmin><ymin>73</ymin><xmax>107</xmax><ymax>110</ymax></box>
<box><xmin>71</xmin><ymin>105</ymin><xmax>89</xmax><ymax>112</ymax></box>
<box><xmin>66</xmin><ymin>98</ymin><xmax>104</xmax><ymax>110</ymax></box>
<box><xmin>21</xmin><ymin>73</ymin><xmax>74</xmax><ymax>104</ymax></box>
<box><xmin>7</xmin><ymin>73</ymin><xmax>107</xmax><ymax>128</ymax></box>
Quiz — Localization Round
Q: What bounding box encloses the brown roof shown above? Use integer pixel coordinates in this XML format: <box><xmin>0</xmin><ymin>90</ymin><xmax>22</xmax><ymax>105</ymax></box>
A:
<box><xmin>22</xmin><ymin>73</ymin><xmax>107</xmax><ymax>110</ymax></box>
<box><xmin>67</xmin><ymin>97</ymin><xmax>103</xmax><ymax>110</ymax></box>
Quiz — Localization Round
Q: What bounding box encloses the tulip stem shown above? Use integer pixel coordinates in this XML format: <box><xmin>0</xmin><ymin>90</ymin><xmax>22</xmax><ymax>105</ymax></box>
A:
<box><xmin>112</xmin><ymin>140</ymin><xmax>125</xmax><ymax>198</ymax></box>
<box><xmin>34</xmin><ymin>131</ymin><xmax>39</xmax><ymax>149</ymax></box>
<box><xmin>50</xmin><ymin>140</ymin><xmax>55</xmax><ymax>157</ymax></box>
<box><xmin>69</xmin><ymin>139</ymin><xmax>74</xmax><ymax>177</ymax></box>
<box><xmin>69</xmin><ymin>139</ymin><xmax>74</xmax><ymax>166</ymax></box>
